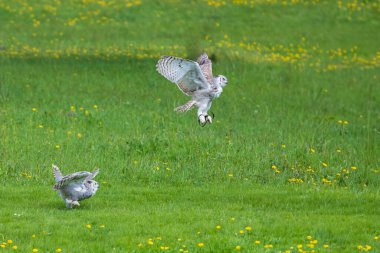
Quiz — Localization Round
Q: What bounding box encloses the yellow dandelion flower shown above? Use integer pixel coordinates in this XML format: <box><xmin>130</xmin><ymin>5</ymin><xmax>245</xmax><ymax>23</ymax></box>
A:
<box><xmin>147</xmin><ymin>239</ymin><xmax>154</xmax><ymax>245</ymax></box>
<box><xmin>351</xmin><ymin>166</ymin><xmax>357</xmax><ymax>170</ymax></box>
<box><xmin>235</xmin><ymin>245</ymin><xmax>241</xmax><ymax>251</ymax></box>
<box><xmin>216</xmin><ymin>225</ymin><xmax>222</xmax><ymax>230</ymax></box>
<box><xmin>79</xmin><ymin>107</ymin><xmax>84</xmax><ymax>111</ymax></box>
<box><xmin>93</xmin><ymin>104</ymin><xmax>98</xmax><ymax>109</ymax></box>
<box><xmin>32</xmin><ymin>249</ymin><xmax>38</xmax><ymax>253</ymax></box>
<box><xmin>245</xmin><ymin>226</ymin><xmax>252</xmax><ymax>231</ymax></box>
<box><xmin>306</xmin><ymin>235</ymin><xmax>312</xmax><ymax>240</ymax></box>
<box><xmin>271</xmin><ymin>165</ymin><xmax>277</xmax><ymax>169</ymax></box>
<box><xmin>156</xmin><ymin>236</ymin><xmax>162</xmax><ymax>240</ymax></box>
<box><xmin>0</xmin><ymin>245</ymin><xmax>5</xmax><ymax>249</ymax></box>
<box><xmin>343</xmin><ymin>120</ymin><xmax>349</xmax><ymax>124</ymax></box>
<box><xmin>310</xmin><ymin>148</ymin><xmax>315</xmax><ymax>153</ymax></box>
<box><xmin>99</xmin><ymin>224</ymin><xmax>105</xmax><ymax>228</ymax></box>
<box><xmin>76</xmin><ymin>133</ymin><xmax>82</xmax><ymax>138</ymax></box>
<box><xmin>322</xmin><ymin>162</ymin><xmax>328</xmax><ymax>167</ymax></box>
<box><xmin>12</xmin><ymin>245</ymin><xmax>17</xmax><ymax>249</ymax></box>
<box><xmin>231</xmin><ymin>217</ymin><xmax>236</xmax><ymax>221</ymax></box>
<box><xmin>311</xmin><ymin>239</ymin><xmax>317</xmax><ymax>244</ymax></box>
<box><xmin>358</xmin><ymin>245</ymin><xmax>363</xmax><ymax>250</ymax></box>
<box><xmin>137</xmin><ymin>243</ymin><xmax>143</xmax><ymax>248</ymax></box>
<box><xmin>86</xmin><ymin>224</ymin><xmax>92</xmax><ymax>229</ymax></box>
<box><xmin>338</xmin><ymin>120</ymin><xmax>343</xmax><ymax>124</ymax></box>
<box><xmin>323</xmin><ymin>244</ymin><xmax>329</xmax><ymax>248</ymax></box>
<box><xmin>7</xmin><ymin>240</ymin><xmax>12</xmax><ymax>244</ymax></box>
<box><xmin>70</xmin><ymin>105</ymin><xmax>75</xmax><ymax>112</ymax></box>
<box><xmin>281</xmin><ymin>144</ymin><xmax>286</xmax><ymax>148</ymax></box>
<box><xmin>374</xmin><ymin>236</ymin><xmax>379</xmax><ymax>240</ymax></box>
<box><xmin>55</xmin><ymin>144</ymin><xmax>60</xmax><ymax>149</ymax></box>
<box><xmin>160</xmin><ymin>246</ymin><xmax>169</xmax><ymax>250</ymax></box>
<box><xmin>365</xmin><ymin>245</ymin><xmax>372</xmax><ymax>251</ymax></box>
<box><xmin>255</xmin><ymin>240</ymin><xmax>260</xmax><ymax>244</ymax></box>
<box><xmin>32</xmin><ymin>108</ymin><xmax>37</xmax><ymax>112</ymax></box>
<box><xmin>228</xmin><ymin>173</ymin><xmax>233</xmax><ymax>177</ymax></box>
<box><xmin>197</xmin><ymin>242</ymin><xmax>204</xmax><ymax>247</ymax></box>
<box><xmin>56</xmin><ymin>248</ymin><xmax>62</xmax><ymax>252</ymax></box>
<box><xmin>38</xmin><ymin>124</ymin><xmax>44</xmax><ymax>128</ymax></box>
<box><xmin>264</xmin><ymin>244</ymin><xmax>273</xmax><ymax>248</ymax></box>
<box><xmin>297</xmin><ymin>244</ymin><xmax>303</xmax><ymax>249</ymax></box>
<box><xmin>31</xmin><ymin>234</ymin><xmax>36</xmax><ymax>238</ymax></box>
<box><xmin>67</xmin><ymin>131</ymin><xmax>72</xmax><ymax>135</ymax></box>
<box><xmin>239</xmin><ymin>230</ymin><xmax>245</xmax><ymax>234</ymax></box>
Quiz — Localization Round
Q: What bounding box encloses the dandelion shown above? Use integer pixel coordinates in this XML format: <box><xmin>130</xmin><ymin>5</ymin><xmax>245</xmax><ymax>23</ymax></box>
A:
<box><xmin>56</xmin><ymin>248</ymin><xmax>62</xmax><ymax>252</ymax></box>
<box><xmin>32</xmin><ymin>108</ymin><xmax>37</xmax><ymax>112</ymax></box>
<box><xmin>32</xmin><ymin>234</ymin><xmax>36</xmax><ymax>238</ymax></box>
<box><xmin>67</xmin><ymin>131</ymin><xmax>72</xmax><ymax>135</ymax></box>
<box><xmin>235</xmin><ymin>245</ymin><xmax>241</xmax><ymax>250</ymax></box>
<box><xmin>0</xmin><ymin>245</ymin><xmax>5</xmax><ymax>249</ymax></box>
<box><xmin>323</xmin><ymin>244</ymin><xmax>329</xmax><ymax>248</ymax></box>
<box><xmin>311</xmin><ymin>240</ymin><xmax>317</xmax><ymax>244</ymax></box>
<box><xmin>160</xmin><ymin>246</ymin><xmax>169</xmax><ymax>250</ymax></box>
<box><xmin>38</xmin><ymin>124</ymin><xmax>44</xmax><ymax>128</ymax></box>
<box><xmin>76</xmin><ymin>133</ymin><xmax>82</xmax><ymax>138</ymax></box>
<box><xmin>86</xmin><ymin>224</ymin><xmax>92</xmax><ymax>229</ymax></box>
<box><xmin>216</xmin><ymin>225</ymin><xmax>222</xmax><ymax>230</ymax></box>
<box><xmin>264</xmin><ymin>244</ymin><xmax>273</xmax><ymax>248</ymax></box>
<box><xmin>70</xmin><ymin>105</ymin><xmax>75</xmax><ymax>112</ymax></box>
<box><xmin>100</xmin><ymin>224</ymin><xmax>105</xmax><ymax>228</ymax></box>
<box><xmin>32</xmin><ymin>249</ymin><xmax>38</xmax><ymax>253</ymax></box>
<box><xmin>374</xmin><ymin>236</ymin><xmax>379</xmax><ymax>240</ymax></box>
<box><xmin>281</xmin><ymin>144</ymin><xmax>286</xmax><ymax>148</ymax></box>
<box><xmin>79</xmin><ymin>107</ymin><xmax>84</xmax><ymax>111</ymax></box>
<box><xmin>239</xmin><ymin>230</ymin><xmax>245</xmax><ymax>234</ymax></box>
<box><xmin>245</xmin><ymin>226</ymin><xmax>252</xmax><ymax>231</ymax></box>
<box><xmin>137</xmin><ymin>243</ymin><xmax>143</xmax><ymax>248</ymax></box>
<box><xmin>147</xmin><ymin>239</ymin><xmax>154</xmax><ymax>245</ymax></box>
<box><xmin>306</xmin><ymin>235</ymin><xmax>312</xmax><ymax>240</ymax></box>
<box><xmin>7</xmin><ymin>240</ymin><xmax>13</xmax><ymax>244</ymax></box>
<box><xmin>228</xmin><ymin>173</ymin><xmax>233</xmax><ymax>177</ymax></box>
<box><xmin>351</xmin><ymin>166</ymin><xmax>357</xmax><ymax>170</ymax></box>
<box><xmin>55</xmin><ymin>144</ymin><xmax>60</xmax><ymax>149</ymax></box>
<box><xmin>93</xmin><ymin>104</ymin><xmax>98</xmax><ymax>109</ymax></box>
<box><xmin>12</xmin><ymin>245</ymin><xmax>17</xmax><ymax>249</ymax></box>
<box><xmin>322</xmin><ymin>162</ymin><xmax>328</xmax><ymax>167</ymax></box>
<box><xmin>197</xmin><ymin>242</ymin><xmax>204</xmax><ymax>247</ymax></box>
<box><xmin>255</xmin><ymin>240</ymin><xmax>260</xmax><ymax>244</ymax></box>
<box><xmin>310</xmin><ymin>148</ymin><xmax>315</xmax><ymax>153</ymax></box>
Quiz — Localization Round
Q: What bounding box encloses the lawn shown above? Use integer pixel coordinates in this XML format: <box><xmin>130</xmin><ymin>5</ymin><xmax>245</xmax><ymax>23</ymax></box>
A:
<box><xmin>0</xmin><ymin>0</ymin><xmax>380</xmax><ymax>252</ymax></box>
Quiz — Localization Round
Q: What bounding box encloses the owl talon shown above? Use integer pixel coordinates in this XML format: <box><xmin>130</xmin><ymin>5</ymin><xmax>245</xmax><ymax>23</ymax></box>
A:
<box><xmin>73</xmin><ymin>201</ymin><xmax>80</xmax><ymax>207</ymax></box>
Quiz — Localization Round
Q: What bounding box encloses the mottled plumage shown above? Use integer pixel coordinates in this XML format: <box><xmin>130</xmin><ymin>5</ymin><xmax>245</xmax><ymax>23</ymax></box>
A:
<box><xmin>52</xmin><ymin>164</ymin><xmax>99</xmax><ymax>208</ymax></box>
<box><xmin>156</xmin><ymin>53</ymin><xmax>228</xmax><ymax>126</ymax></box>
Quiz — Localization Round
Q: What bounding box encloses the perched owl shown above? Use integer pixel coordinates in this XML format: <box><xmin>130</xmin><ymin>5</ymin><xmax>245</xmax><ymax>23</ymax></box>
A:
<box><xmin>156</xmin><ymin>53</ymin><xmax>228</xmax><ymax>126</ymax></box>
<box><xmin>52</xmin><ymin>164</ymin><xmax>99</xmax><ymax>209</ymax></box>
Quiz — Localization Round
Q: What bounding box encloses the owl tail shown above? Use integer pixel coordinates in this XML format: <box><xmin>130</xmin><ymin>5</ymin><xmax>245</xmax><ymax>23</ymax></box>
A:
<box><xmin>174</xmin><ymin>100</ymin><xmax>195</xmax><ymax>113</ymax></box>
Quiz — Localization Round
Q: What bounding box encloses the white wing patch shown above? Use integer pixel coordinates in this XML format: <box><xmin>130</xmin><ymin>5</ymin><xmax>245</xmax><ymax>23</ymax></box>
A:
<box><xmin>156</xmin><ymin>56</ymin><xmax>210</xmax><ymax>95</ymax></box>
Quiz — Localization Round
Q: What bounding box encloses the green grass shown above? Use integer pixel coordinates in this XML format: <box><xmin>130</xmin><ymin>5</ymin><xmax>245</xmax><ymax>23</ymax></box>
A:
<box><xmin>0</xmin><ymin>0</ymin><xmax>380</xmax><ymax>252</ymax></box>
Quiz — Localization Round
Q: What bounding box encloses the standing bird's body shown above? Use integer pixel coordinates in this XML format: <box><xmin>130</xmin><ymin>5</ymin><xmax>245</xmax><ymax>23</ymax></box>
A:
<box><xmin>52</xmin><ymin>165</ymin><xmax>99</xmax><ymax>209</ymax></box>
<box><xmin>156</xmin><ymin>53</ymin><xmax>228</xmax><ymax>126</ymax></box>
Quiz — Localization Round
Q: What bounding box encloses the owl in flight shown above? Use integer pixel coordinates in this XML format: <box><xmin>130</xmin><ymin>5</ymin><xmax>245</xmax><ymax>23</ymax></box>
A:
<box><xmin>52</xmin><ymin>164</ymin><xmax>99</xmax><ymax>209</ymax></box>
<box><xmin>156</xmin><ymin>53</ymin><xmax>228</xmax><ymax>126</ymax></box>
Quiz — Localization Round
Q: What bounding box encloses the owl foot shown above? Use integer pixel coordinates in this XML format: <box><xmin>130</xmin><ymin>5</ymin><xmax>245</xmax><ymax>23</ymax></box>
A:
<box><xmin>72</xmin><ymin>201</ymin><xmax>80</xmax><ymax>207</ymax></box>
<box><xmin>65</xmin><ymin>199</ymin><xmax>73</xmax><ymax>209</ymax></box>
<box><xmin>198</xmin><ymin>114</ymin><xmax>213</xmax><ymax>127</ymax></box>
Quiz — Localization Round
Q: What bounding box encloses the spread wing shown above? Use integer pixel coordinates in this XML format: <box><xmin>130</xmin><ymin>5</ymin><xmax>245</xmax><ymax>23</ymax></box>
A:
<box><xmin>85</xmin><ymin>169</ymin><xmax>99</xmax><ymax>181</ymax></box>
<box><xmin>53</xmin><ymin>171</ymin><xmax>91</xmax><ymax>190</ymax></box>
<box><xmin>196</xmin><ymin>53</ymin><xmax>213</xmax><ymax>83</ymax></box>
<box><xmin>52</xmin><ymin>164</ymin><xmax>63</xmax><ymax>182</ymax></box>
<box><xmin>156</xmin><ymin>56</ymin><xmax>210</xmax><ymax>96</ymax></box>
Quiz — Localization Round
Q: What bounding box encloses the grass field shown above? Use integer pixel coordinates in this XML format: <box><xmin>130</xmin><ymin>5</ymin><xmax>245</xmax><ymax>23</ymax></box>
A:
<box><xmin>1</xmin><ymin>0</ymin><xmax>380</xmax><ymax>252</ymax></box>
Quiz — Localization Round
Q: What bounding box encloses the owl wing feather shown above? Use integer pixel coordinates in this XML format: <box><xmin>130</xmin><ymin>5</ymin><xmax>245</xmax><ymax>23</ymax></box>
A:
<box><xmin>196</xmin><ymin>53</ymin><xmax>213</xmax><ymax>84</ymax></box>
<box><xmin>156</xmin><ymin>56</ymin><xmax>210</xmax><ymax>96</ymax></box>
<box><xmin>53</xmin><ymin>171</ymin><xmax>91</xmax><ymax>190</ymax></box>
<box><xmin>52</xmin><ymin>164</ymin><xmax>63</xmax><ymax>182</ymax></box>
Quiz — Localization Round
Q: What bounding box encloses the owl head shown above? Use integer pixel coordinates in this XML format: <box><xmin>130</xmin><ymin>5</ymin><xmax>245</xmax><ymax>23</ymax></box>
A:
<box><xmin>217</xmin><ymin>75</ymin><xmax>228</xmax><ymax>87</ymax></box>
<box><xmin>87</xmin><ymin>180</ymin><xmax>99</xmax><ymax>193</ymax></box>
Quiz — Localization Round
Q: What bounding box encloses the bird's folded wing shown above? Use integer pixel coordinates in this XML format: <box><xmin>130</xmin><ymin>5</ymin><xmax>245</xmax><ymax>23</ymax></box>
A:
<box><xmin>53</xmin><ymin>171</ymin><xmax>91</xmax><ymax>190</ymax></box>
<box><xmin>156</xmin><ymin>56</ymin><xmax>210</xmax><ymax>96</ymax></box>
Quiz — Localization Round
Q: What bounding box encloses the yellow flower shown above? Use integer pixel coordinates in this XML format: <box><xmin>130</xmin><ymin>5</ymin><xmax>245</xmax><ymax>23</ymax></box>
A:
<box><xmin>228</xmin><ymin>173</ymin><xmax>233</xmax><ymax>177</ymax></box>
<box><xmin>235</xmin><ymin>245</ymin><xmax>241</xmax><ymax>251</ymax></box>
<box><xmin>351</xmin><ymin>166</ymin><xmax>357</xmax><ymax>170</ymax></box>
<box><xmin>32</xmin><ymin>249</ymin><xmax>38</xmax><ymax>253</ymax></box>
<box><xmin>197</xmin><ymin>242</ymin><xmax>204</xmax><ymax>247</ymax></box>
<box><xmin>216</xmin><ymin>225</ymin><xmax>222</xmax><ymax>230</ymax></box>
<box><xmin>67</xmin><ymin>131</ymin><xmax>72</xmax><ymax>135</ymax></box>
<box><xmin>374</xmin><ymin>236</ymin><xmax>379</xmax><ymax>240</ymax></box>
<box><xmin>357</xmin><ymin>245</ymin><xmax>363</xmax><ymax>250</ymax></box>
<box><xmin>55</xmin><ymin>144</ymin><xmax>60</xmax><ymax>149</ymax></box>
<box><xmin>38</xmin><ymin>124</ymin><xmax>44</xmax><ymax>128</ymax></box>
<box><xmin>271</xmin><ymin>165</ymin><xmax>277</xmax><ymax>169</ymax></box>
<box><xmin>310</xmin><ymin>148</ymin><xmax>315</xmax><ymax>153</ymax></box>
<box><xmin>0</xmin><ymin>245</ymin><xmax>5</xmax><ymax>249</ymax></box>
<box><xmin>31</xmin><ymin>234</ymin><xmax>36</xmax><ymax>238</ymax></box>
<box><xmin>160</xmin><ymin>246</ymin><xmax>169</xmax><ymax>250</ymax></box>
<box><xmin>137</xmin><ymin>243</ymin><xmax>143</xmax><ymax>248</ymax></box>
<box><xmin>264</xmin><ymin>244</ymin><xmax>273</xmax><ymax>248</ymax></box>
<box><xmin>56</xmin><ymin>248</ymin><xmax>62</xmax><ymax>252</ymax></box>
<box><xmin>79</xmin><ymin>107</ymin><xmax>84</xmax><ymax>111</ymax></box>
<box><xmin>99</xmin><ymin>224</ymin><xmax>105</xmax><ymax>228</ymax></box>
<box><xmin>93</xmin><ymin>104</ymin><xmax>98</xmax><ymax>109</ymax></box>
<box><xmin>239</xmin><ymin>229</ymin><xmax>245</xmax><ymax>234</ymax></box>
<box><xmin>323</xmin><ymin>244</ymin><xmax>329</xmax><ymax>248</ymax></box>
<box><xmin>311</xmin><ymin>239</ymin><xmax>317</xmax><ymax>244</ymax></box>
<box><xmin>322</xmin><ymin>162</ymin><xmax>328</xmax><ymax>167</ymax></box>
<box><xmin>7</xmin><ymin>240</ymin><xmax>13</xmax><ymax>244</ymax></box>
<box><xmin>70</xmin><ymin>105</ymin><xmax>75</xmax><ymax>112</ymax></box>
<box><xmin>147</xmin><ymin>239</ymin><xmax>154</xmax><ymax>245</ymax></box>
<box><xmin>12</xmin><ymin>245</ymin><xmax>17</xmax><ymax>249</ymax></box>
<box><xmin>255</xmin><ymin>240</ymin><xmax>260</xmax><ymax>244</ymax></box>
<box><xmin>306</xmin><ymin>235</ymin><xmax>312</xmax><ymax>240</ymax></box>
<box><xmin>32</xmin><ymin>108</ymin><xmax>37</xmax><ymax>112</ymax></box>
<box><xmin>86</xmin><ymin>224</ymin><xmax>92</xmax><ymax>229</ymax></box>
<box><xmin>76</xmin><ymin>133</ymin><xmax>82</xmax><ymax>138</ymax></box>
<box><xmin>281</xmin><ymin>144</ymin><xmax>286</xmax><ymax>148</ymax></box>
<box><xmin>245</xmin><ymin>226</ymin><xmax>252</xmax><ymax>231</ymax></box>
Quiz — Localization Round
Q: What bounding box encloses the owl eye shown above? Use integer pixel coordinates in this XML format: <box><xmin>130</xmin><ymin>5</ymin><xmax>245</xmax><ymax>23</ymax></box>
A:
<box><xmin>87</xmin><ymin>181</ymin><xmax>92</xmax><ymax>184</ymax></box>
